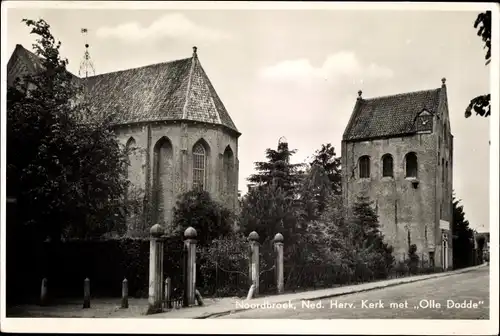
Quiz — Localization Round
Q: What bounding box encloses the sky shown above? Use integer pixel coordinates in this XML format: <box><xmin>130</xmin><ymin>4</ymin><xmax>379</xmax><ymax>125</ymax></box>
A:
<box><xmin>4</xmin><ymin>3</ymin><xmax>492</xmax><ymax>232</ymax></box>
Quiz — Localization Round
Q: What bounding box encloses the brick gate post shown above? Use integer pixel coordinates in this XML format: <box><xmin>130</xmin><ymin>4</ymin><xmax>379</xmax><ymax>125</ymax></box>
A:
<box><xmin>147</xmin><ymin>223</ymin><xmax>165</xmax><ymax>314</ymax></box>
<box><xmin>274</xmin><ymin>233</ymin><xmax>284</xmax><ymax>294</ymax></box>
<box><xmin>248</xmin><ymin>231</ymin><xmax>260</xmax><ymax>296</ymax></box>
<box><xmin>183</xmin><ymin>227</ymin><xmax>197</xmax><ymax>307</ymax></box>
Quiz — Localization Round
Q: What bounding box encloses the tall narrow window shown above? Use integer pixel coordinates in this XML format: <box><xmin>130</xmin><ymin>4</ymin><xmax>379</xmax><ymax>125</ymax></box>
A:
<box><xmin>222</xmin><ymin>145</ymin><xmax>234</xmax><ymax>194</ymax></box>
<box><xmin>193</xmin><ymin>142</ymin><xmax>206</xmax><ymax>191</ymax></box>
<box><xmin>153</xmin><ymin>137</ymin><xmax>173</xmax><ymax>224</ymax></box>
<box><xmin>125</xmin><ymin>137</ymin><xmax>136</xmax><ymax>181</ymax></box>
<box><xmin>405</xmin><ymin>152</ymin><xmax>418</xmax><ymax>178</ymax></box>
<box><xmin>382</xmin><ymin>154</ymin><xmax>394</xmax><ymax>177</ymax></box>
<box><xmin>359</xmin><ymin>156</ymin><xmax>370</xmax><ymax>178</ymax></box>
<box><xmin>441</xmin><ymin>158</ymin><xmax>445</xmax><ymax>182</ymax></box>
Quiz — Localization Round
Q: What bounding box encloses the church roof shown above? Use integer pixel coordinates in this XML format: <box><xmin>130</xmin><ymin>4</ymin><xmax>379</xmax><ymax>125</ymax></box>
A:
<box><xmin>7</xmin><ymin>45</ymin><xmax>239</xmax><ymax>134</ymax></box>
<box><xmin>7</xmin><ymin>44</ymin><xmax>47</xmax><ymax>86</ymax></box>
<box><xmin>8</xmin><ymin>44</ymin><xmax>81</xmax><ymax>86</ymax></box>
<box><xmin>343</xmin><ymin>87</ymin><xmax>443</xmax><ymax>142</ymax></box>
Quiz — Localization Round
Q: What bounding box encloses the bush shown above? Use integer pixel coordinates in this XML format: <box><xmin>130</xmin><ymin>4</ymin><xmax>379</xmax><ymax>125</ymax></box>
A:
<box><xmin>172</xmin><ymin>190</ymin><xmax>234</xmax><ymax>246</ymax></box>
<box><xmin>393</xmin><ymin>260</ymin><xmax>409</xmax><ymax>277</ymax></box>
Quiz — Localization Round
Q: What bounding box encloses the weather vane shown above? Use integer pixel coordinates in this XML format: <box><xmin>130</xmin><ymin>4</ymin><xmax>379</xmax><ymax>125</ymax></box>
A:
<box><xmin>78</xmin><ymin>28</ymin><xmax>96</xmax><ymax>78</ymax></box>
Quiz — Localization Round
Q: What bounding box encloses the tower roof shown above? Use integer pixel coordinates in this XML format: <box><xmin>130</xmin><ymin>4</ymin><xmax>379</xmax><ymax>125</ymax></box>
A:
<box><xmin>343</xmin><ymin>87</ymin><xmax>443</xmax><ymax>141</ymax></box>
<box><xmin>7</xmin><ymin>45</ymin><xmax>239</xmax><ymax>134</ymax></box>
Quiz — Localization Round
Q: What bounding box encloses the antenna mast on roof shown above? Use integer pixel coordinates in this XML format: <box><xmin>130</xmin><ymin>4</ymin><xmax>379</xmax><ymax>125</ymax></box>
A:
<box><xmin>78</xmin><ymin>28</ymin><xmax>95</xmax><ymax>78</ymax></box>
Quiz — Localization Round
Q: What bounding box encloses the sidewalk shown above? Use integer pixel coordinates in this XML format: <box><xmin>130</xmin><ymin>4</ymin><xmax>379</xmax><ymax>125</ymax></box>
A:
<box><xmin>6</xmin><ymin>264</ymin><xmax>486</xmax><ymax>319</ymax></box>
<box><xmin>153</xmin><ymin>263</ymin><xmax>488</xmax><ymax>319</ymax></box>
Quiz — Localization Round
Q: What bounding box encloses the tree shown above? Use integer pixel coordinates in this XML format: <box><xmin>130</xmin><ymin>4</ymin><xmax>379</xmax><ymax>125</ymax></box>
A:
<box><xmin>344</xmin><ymin>195</ymin><xmax>395</xmax><ymax>279</ymax></box>
<box><xmin>302</xmin><ymin>145</ymin><xmax>341</xmax><ymax>217</ymax></box>
<box><xmin>7</xmin><ymin>19</ymin><xmax>129</xmax><ymax>241</ymax></box>
<box><xmin>241</xmin><ymin>138</ymin><xmax>307</xmax><ymax>242</ymax></box>
<box><xmin>465</xmin><ymin>11</ymin><xmax>491</xmax><ymax>118</ymax></box>
<box><xmin>239</xmin><ymin>183</ymin><xmax>302</xmax><ymax>243</ymax></box>
<box><xmin>171</xmin><ymin>190</ymin><xmax>234</xmax><ymax>246</ymax></box>
<box><xmin>309</xmin><ymin>143</ymin><xmax>342</xmax><ymax>195</ymax></box>
<box><xmin>298</xmin><ymin>193</ymin><xmax>346</xmax><ymax>263</ymax></box>
<box><xmin>248</xmin><ymin>138</ymin><xmax>304</xmax><ymax>192</ymax></box>
<box><xmin>452</xmin><ymin>194</ymin><xmax>475</xmax><ymax>269</ymax></box>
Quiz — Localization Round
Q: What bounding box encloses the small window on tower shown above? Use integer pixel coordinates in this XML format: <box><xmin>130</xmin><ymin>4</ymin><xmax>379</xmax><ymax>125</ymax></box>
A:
<box><xmin>382</xmin><ymin>154</ymin><xmax>393</xmax><ymax>177</ymax></box>
<box><xmin>359</xmin><ymin>156</ymin><xmax>370</xmax><ymax>178</ymax></box>
<box><xmin>416</xmin><ymin>110</ymin><xmax>433</xmax><ymax>132</ymax></box>
<box><xmin>405</xmin><ymin>152</ymin><xmax>418</xmax><ymax>178</ymax></box>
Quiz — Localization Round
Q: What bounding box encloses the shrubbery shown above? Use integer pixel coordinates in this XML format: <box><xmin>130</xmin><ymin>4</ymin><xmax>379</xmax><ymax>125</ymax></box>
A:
<box><xmin>172</xmin><ymin>190</ymin><xmax>234</xmax><ymax>246</ymax></box>
<box><xmin>7</xmin><ymin>19</ymin><xmax>130</xmax><ymax>242</ymax></box>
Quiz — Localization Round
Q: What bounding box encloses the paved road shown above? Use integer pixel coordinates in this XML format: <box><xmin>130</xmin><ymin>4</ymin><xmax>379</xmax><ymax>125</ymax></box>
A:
<box><xmin>218</xmin><ymin>266</ymin><xmax>490</xmax><ymax>319</ymax></box>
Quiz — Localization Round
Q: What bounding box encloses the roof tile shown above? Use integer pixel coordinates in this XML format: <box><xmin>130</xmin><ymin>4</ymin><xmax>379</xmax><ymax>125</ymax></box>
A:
<box><xmin>8</xmin><ymin>45</ymin><xmax>239</xmax><ymax>134</ymax></box>
<box><xmin>343</xmin><ymin>88</ymin><xmax>441</xmax><ymax>141</ymax></box>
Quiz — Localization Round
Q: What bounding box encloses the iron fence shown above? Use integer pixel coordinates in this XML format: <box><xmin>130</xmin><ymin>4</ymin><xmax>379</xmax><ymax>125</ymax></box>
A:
<box><xmin>198</xmin><ymin>251</ymin><xmax>249</xmax><ymax>298</ymax></box>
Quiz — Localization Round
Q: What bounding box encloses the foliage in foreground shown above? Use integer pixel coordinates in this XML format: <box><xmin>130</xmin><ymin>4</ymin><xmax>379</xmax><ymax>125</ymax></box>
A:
<box><xmin>7</xmin><ymin>19</ymin><xmax>129</xmax><ymax>241</ymax></box>
<box><xmin>171</xmin><ymin>190</ymin><xmax>234</xmax><ymax>246</ymax></box>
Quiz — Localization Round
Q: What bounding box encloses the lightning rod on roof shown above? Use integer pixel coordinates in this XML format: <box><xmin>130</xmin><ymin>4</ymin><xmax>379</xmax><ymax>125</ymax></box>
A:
<box><xmin>78</xmin><ymin>27</ymin><xmax>96</xmax><ymax>78</ymax></box>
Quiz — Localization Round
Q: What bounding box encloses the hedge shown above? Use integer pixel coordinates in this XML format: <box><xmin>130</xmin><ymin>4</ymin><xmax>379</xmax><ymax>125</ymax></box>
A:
<box><xmin>6</xmin><ymin>235</ymin><xmax>188</xmax><ymax>304</ymax></box>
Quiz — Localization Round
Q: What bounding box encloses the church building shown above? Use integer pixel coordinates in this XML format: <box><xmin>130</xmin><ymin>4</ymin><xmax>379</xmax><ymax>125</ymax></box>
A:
<box><xmin>7</xmin><ymin>44</ymin><xmax>241</xmax><ymax>236</ymax></box>
<box><xmin>341</xmin><ymin>79</ymin><xmax>453</xmax><ymax>269</ymax></box>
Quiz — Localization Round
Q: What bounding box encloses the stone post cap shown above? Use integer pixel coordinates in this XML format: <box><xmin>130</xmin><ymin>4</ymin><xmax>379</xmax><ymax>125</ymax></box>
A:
<box><xmin>184</xmin><ymin>226</ymin><xmax>197</xmax><ymax>239</ymax></box>
<box><xmin>248</xmin><ymin>231</ymin><xmax>259</xmax><ymax>241</ymax></box>
<box><xmin>274</xmin><ymin>233</ymin><xmax>284</xmax><ymax>243</ymax></box>
<box><xmin>150</xmin><ymin>223</ymin><xmax>164</xmax><ymax>238</ymax></box>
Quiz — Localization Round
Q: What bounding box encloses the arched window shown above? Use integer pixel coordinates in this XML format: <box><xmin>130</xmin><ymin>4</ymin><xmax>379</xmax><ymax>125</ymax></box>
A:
<box><xmin>405</xmin><ymin>152</ymin><xmax>418</xmax><ymax>178</ymax></box>
<box><xmin>359</xmin><ymin>155</ymin><xmax>370</xmax><ymax>178</ymax></box>
<box><xmin>193</xmin><ymin>142</ymin><xmax>207</xmax><ymax>191</ymax></box>
<box><xmin>125</xmin><ymin>137</ymin><xmax>136</xmax><ymax>180</ymax></box>
<box><xmin>153</xmin><ymin>136</ymin><xmax>173</xmax><ymax>224</ymax></box>
<box><xmin>382</xmin><ymin>154</ymin><xmax>394</xmax><ymax>177</ymax></box>
<box><xmin>222</xmin><ymin>145</ymin><xmax>234</xmax><ymax>194</ymax></box>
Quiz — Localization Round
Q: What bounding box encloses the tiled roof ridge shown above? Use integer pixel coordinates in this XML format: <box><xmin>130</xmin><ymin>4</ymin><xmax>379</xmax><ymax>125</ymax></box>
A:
<box><xmin>17</xmin><ymin>43</ymin><xmax>192</xmax><ymax>81</ymax></box>
<box><xmin>10</xmin><ymin>44</ymin><xmax>239</xmax><ymax>134</ymax></box>
<box><xmin>85</xmin><ymin>57</ymin><xmax>192</xmax><ymax>80</ymax></box>
<box><xmin>197</xmin><ymin>58</ymin><xmax>223</xmax><ymax>125</ymax></box>
<box><xmin>361</xmin><ymin>87</ymin><xmax>441</xmax><ymax>101</ymax></box>
<box><xmin>182</xmin><ymin>55</ymin><xmax>196</xmax><ymax>119</ymax></box>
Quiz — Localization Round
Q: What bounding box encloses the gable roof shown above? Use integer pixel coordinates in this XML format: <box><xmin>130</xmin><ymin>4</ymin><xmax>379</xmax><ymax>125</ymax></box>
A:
<box><xmin>343</xmin><ymin>88</ymin><xmax>442</xmax><ymax>141</ymax></box>
<box><xmin>7</xmin><ymin>44</ymin><xmax>45</xmax><ymax>86</ymax></box>
<box><xmin>7</xmin><ymin>45</ymin><xmax>239</xmax><ymax>134</ymax></box>
<box><xmin>7</xmin><ymin>44</ymin><xmax>80</xmax><ymax>86</ymax></box>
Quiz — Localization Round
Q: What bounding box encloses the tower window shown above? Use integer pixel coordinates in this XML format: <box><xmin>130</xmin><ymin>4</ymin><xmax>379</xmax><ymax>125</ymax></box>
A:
<box><xmin>405</xmin><ymin>152</ymin><xmax>418</xmax><ymax>178</ymax></box>
<box><xmin>382</xmin><ymin>154</ymin><xmax>394</xmax><ymax>177</ymax></box>
<box><xmin>359</xmin><ymin>155</ymin><xmax>370</xmax><ymax>178</ymax></box>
